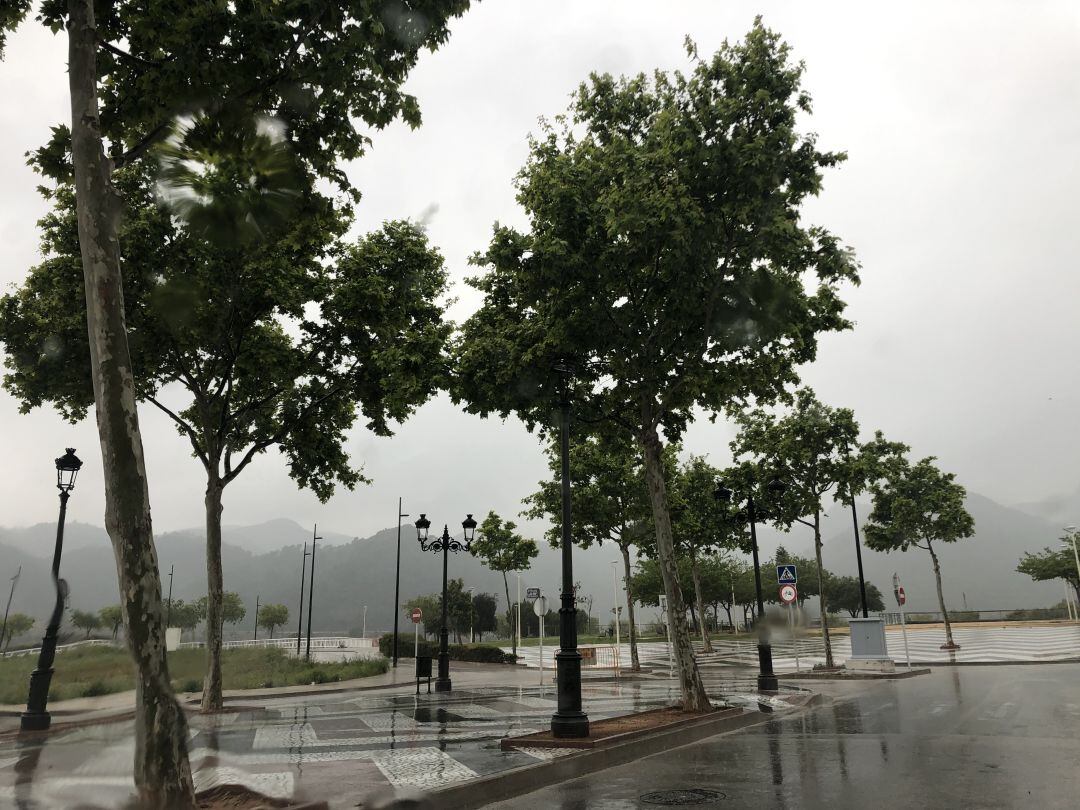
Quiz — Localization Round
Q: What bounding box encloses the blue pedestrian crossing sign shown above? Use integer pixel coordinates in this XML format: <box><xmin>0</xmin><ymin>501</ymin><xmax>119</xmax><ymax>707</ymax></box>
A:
<box><xmin>776</xmin><ymin>564</ymin><xmax>797</xmax><ymax>584</ymax></box>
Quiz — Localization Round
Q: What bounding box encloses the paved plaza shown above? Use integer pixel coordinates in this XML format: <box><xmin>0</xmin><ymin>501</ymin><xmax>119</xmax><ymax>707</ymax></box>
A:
<box><xmin>488</xmin><ymin>664</ymin><xmax>1080</xmax><ymax>809</ymax></box>
<box><xmin>509</xmin><ymin>624</ymin><xmax>1080</xmax><ymax>673</ymax></box>
<box><xmin>0</xmin><ymin>672</ymin><xmax>799</xmax><ymax>808</ymax></box>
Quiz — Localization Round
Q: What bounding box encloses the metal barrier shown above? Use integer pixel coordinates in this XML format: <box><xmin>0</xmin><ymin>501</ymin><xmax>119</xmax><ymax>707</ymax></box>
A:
<box><xmin>177</xmin><ymin>636</ymin><xmax>378</xmax><ymax>651</ymax></box>
<box><xmin>0</xmin><ymin>638</ymin><xmax>117</xmax><ymax>659</ymax></box>
<box><xmin>551</xmin><ymin>645</ymin><xmax>622</xmax><ymax>677</ymax></box>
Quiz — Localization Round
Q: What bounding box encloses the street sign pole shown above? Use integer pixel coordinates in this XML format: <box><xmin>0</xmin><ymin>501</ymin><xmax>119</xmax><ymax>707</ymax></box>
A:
<box><xmin>894</xmin><ymin>573</ymin><xmax>911</xmax><ymax>669</ymax></box>
<box><xmin>788</xmin><ymin>602</ymin><xmax>800</xmax><ymax>672</ymax></box>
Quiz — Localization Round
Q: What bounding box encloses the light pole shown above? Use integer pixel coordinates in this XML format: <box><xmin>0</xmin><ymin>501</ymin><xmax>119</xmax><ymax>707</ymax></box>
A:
<box><xmin>467</xmin><ymin>588</ymin><xmax>475</xmax><ymax>643</ymax></box>
<box><xmin>21</xmin><ymin>448</ymin><xmax>82</xmax><ymax>732</ymax></box>
<box><xmin>415</xmin><ymin>513</ymin><xmax>477</xmax><ymax>692</ymax></box>
<box><xmin>362</xmin><ymin>605</ymin><xmax>367</xmax><ymax>639</ymax></box>
<box><xmin>611</xmin><ymin>561</ymin><xmax>621</xmax><ymax>657</ymax></box>
<box><xmin>305</xmin><ymin>525</ymin><xmax>321</xmax><ymax>661</ymax></box>
<box><xmin>1065</xmin><ymin>526</ymin><xmax>1080</xmax><ymax>618</ymax></box>
<box><xmin>551</xmin><ymin>362</ymin><xmax>589</xmax><ymax>739</ymax></box>
<box><xmin>1</xmin><ymin>566</ymin><xmax>21</xmax><ymax>653</ymax></box>
<box><xmin>253</xmin><ymin>596</ymin><xmax>260</xmax><ymax>641</ymax></box>
<box><xmin>849</xmin><ymin>484</ymin><xmax>869</xmax><ymax>618</ymax></box>
<box><xmin>392</xmin><ymin>498</ymin><xmax>409</xmax><ymax>667</ymax></box>
<box><xmin>516</xmin><ymin>573</ymin><xmax>522</xmax><ymax>650</ymax></box>
<box><xmin>714</xmin><ymin>474</ymin><xmax>787</xmax><ymax>693</ymax></box>
<box><xmin>296</xmin><ymin>541</ymin><xmax>311</xmax><ymax>656</ymax></box>
<box><xmin>165</xmin><ymin>564</ymin><xmax>174</xmax><ymax>627</ymax></box>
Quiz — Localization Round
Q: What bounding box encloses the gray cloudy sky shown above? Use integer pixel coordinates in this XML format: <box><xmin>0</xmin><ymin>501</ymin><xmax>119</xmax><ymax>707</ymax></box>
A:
<box><xmin>2</xmin><ymin>1</ymin><xmax>1079</xmax><ymax>542</ymax></box>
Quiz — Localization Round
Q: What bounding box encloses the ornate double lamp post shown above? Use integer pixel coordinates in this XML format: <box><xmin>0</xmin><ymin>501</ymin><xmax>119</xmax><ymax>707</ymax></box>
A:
<box><xmin>415</xmin><ymin>513</ymin><xmax>477</xmax><ymax>692</ymax></box>
<box><xmin>21</xmin><ymin>448</ymin><xmax>82</xmax><ymax>732</ymax></box>
<box><xmin>714</xmin><ymin>474</ymin><xmax>787</xmax><ymax>693</ymax></box>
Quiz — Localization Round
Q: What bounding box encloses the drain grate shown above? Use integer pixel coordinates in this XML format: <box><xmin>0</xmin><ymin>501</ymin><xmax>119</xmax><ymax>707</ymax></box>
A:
<box><xmin>640</xmin><ymin>788</ymin><xmax>726</xmax><ymax>805</ymax></box>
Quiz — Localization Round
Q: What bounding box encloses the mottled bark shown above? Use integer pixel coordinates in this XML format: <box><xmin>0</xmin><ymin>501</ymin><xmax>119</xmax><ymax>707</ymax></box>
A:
<box><xmin>67</xmin><ymin>1</ymin><xmax>195</xmax><ymax>804</ymax></box>
<box><xmin>639</xmin><ymin>419</ymin><xmax>710</xmax><ymax>711</ymax></box>
<box><xmin>814</xmin><ymin>510</ymin><xmax>834</xmax><ymax>668</ymax></box>
<box><xmin>689</xmin><ymin>551</ymin><xmax>712</xmax><ymax>653</ymax></box>
<box><xmin>927</xmin><ymin>540</ymin><xmax>955</xmax><ymax>647</ymax></box>
<box><xmin>620</xmin><ymin>543</ymin><xmax>640</xmax><ymax>671</ymax></box>
<box><xmin>202</xmin><ymin>477</ymin><xmax>225</xmax><ymax>711</ymax></box>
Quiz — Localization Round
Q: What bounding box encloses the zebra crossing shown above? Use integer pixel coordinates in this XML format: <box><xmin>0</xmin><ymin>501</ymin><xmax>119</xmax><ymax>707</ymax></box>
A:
<box><xmin>505</xmin><ymin>624</ymin><xmax>1080</xmax><ymax>672</ymax></box>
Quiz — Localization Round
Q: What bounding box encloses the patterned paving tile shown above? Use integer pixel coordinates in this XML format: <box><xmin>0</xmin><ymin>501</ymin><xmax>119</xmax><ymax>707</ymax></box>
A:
<box><xmin>368</xmin><ymin>747</ymin><xmax>477</xmax><ymax>789</ymax></box>
<box><xmin>192</xmin><ymin>766</ymin><xmax>294</xmax><ymax>799</ymax></box>
<box><xmin>516</xmin><ymin>746</ymin><xmax>580</xmax><ymax>760</ymax></box>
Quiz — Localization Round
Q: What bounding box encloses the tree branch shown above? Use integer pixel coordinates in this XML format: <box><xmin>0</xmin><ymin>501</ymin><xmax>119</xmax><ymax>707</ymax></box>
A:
<box><xmin>147</xmin><ymin>396</ymin><xmax>209</xmax><ymax>468</ymax></box>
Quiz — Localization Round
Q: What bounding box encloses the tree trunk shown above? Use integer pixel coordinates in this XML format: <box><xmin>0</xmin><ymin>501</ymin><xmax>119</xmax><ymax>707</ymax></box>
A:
<box><xmin>927</xmin><ymin>540</ymin><xmax>956</xmax><ymax>647</ymax></box>
<box><xmin>723</xmin><ymin>603</ymin><xmax>733</xmax><ymax>631</ymax></box>
<box><xmin>813</xmin><ymin>510</ymin><xmax>834</xmax><ymax>668</ymax></box>
<box><xmin>202</xmin><ymin>476</ymin><xmax>225</xmax><ymax>711</ymax></box>
<box><xmin>502</xmin><ymin>571</ymin><xmax>515</xmax><ymax>657</ymax></box>
<box><xmin>689</xmin><ymin>552</ymin><xmax>712</xmax><ymax>653</ymax></box>
<box><xmin>620</xmin><ymin>544</ymin><xmax>641</xmax><ymax>671</ymax></box>
<box><xmin>66</xmin><ymin>2</ymin><xmax>195</xmax><ymax>804</ymax></box>
<box><xmin>639</xmin><ymin>420</ymin><xmax>710</xmax><ymax>711</ymax></box>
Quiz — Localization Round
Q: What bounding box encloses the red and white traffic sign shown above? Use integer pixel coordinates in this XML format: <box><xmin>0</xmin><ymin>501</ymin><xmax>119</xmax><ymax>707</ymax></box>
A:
<box><xmin>779</xmin><ymin>584</ymin><xmax>798</xmax><ymax>605</ymax></box>
<box><xmin>410</xmin><ymin>607</ymin><xmax>423</xmax><ymax>624</ymax></box>
<box><xmin>896</xmin><ymin>586</ymin><xmax>906</xmax><ymax>606</ymax></box>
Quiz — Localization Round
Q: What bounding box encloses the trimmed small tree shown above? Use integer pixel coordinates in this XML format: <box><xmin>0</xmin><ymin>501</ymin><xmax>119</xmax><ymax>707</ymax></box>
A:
<box><xmin>1017</xmin><ymin>545</ymin><xmax>1080</xmax><ymax>604</ymax></box>
<box><xmin>71</xmin><ymin>609</ymin><xmax>102</xmax><ymax>639</ymax></box>
<box><xmin>257</xmin><ymin>604</ymin><xmax>289</xmax><ymax>639</ymax></box>
<box><xmin>99</xmin><ymin>605</ymin><xmax>124</xmax><ymax>640</ymax></box>
<box><xmin>470</xmin><ymin>512</ymin><xmax>539</xmax><ymax>656</ymax></box>
<box><xmin>827</xmin><ymin>577</ymin><xmax>885</xmax><ymax>617</ymax></box>
<box><xmin>2</xmin><ymin>613</ymin><xmax>35</xmax><ymax>651</ymax></box>
<box><xmin>863</xmin><ymin>457</ymin><xmax>974</xmax><ymax>649</ymax></box>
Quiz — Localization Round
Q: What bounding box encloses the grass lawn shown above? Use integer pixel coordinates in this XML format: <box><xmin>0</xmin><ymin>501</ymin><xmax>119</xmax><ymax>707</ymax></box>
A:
<box><xmin>0</xmin><ymin>646</ymin><xmax>388</xmax><ymax>705</ymax></box>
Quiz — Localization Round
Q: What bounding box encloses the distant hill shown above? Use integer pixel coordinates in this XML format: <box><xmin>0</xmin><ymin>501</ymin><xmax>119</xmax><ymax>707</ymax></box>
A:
<box><xmin>0</xmin><ymin>488</ymin><xmax>1069</xmax><ymax>646</ymax></box>
<box><xmin>1014</xmin><ymin>484</ymin><xmax>1080</xmax><ymax>530</ymax></box>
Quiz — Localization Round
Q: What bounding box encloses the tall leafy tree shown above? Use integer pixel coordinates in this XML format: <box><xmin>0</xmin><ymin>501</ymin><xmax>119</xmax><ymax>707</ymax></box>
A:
<box><xmin>453</xmin><ymin>24</ymin><xmax>857</xmax><ymax>710</ymax></box>
<box><xmin>863</xmin><ymin>457</ymin><xmax>975</xmax><ymax>649</ymax></box>
<box><xmin>669</xmin><ymin>455</ymin><xmax>743</xmax><ymax>653</ymax></box>
<box><xmin>471</xmin><ymin>593</ymin><xmax>498</xmax><ymax>641</ymax></box>
<box><xmin>1017</xmin><ymin>545</ymin><xmax>1080</xmax><ymax>605</ymax></box>
<box><xmin>1</xmin><ymin>172</ymin><xmax>451</xmax><ymax>710</ymax></box>
<box><xmin>470</xmin><ymin>512</ymin><xmax>539</xmax><ymax>656</ymax></box>
<box><xmin>731</xmin><ymin>389</ymin><xmax>864</xmax><ymax>667</ymax></box>
<box><xmin>522</xmin><ymin>431</ymin><xmax>651</xmax><ymax>669</ymax></box>
<box><xmin>257</xmin><ymin>604</ymin><xmax>289</xmax><ymax>639</ymax></box>
<box><xmin>2</xmin><ymin>0</ymin><xmax>470</xmax><ymax>796</ymax></box>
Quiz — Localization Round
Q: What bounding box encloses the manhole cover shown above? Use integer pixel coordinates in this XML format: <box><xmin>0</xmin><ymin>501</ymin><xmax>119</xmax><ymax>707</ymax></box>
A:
<box><xmin>640</xmin><ymin>788</ymin><xmax>726</xmax><ymax>805</ymax></box>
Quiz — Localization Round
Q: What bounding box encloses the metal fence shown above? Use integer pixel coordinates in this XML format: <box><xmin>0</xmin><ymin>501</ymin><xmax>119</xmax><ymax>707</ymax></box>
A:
<box><xmin>177</xmin><ymin>635</ymin><xmax>377</xmax><ymax>650</ymax></box>
<box><xmin>0</xmin><ymin>638</ymin><xmax>116</xmax><ymax>659</ymax></box>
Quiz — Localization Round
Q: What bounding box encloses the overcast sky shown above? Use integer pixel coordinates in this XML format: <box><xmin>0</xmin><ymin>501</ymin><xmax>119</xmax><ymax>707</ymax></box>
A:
<box><xmin>1</xmin><ymin>1</ymin><xmax>1079</xmax><ymax>544</ymax></box>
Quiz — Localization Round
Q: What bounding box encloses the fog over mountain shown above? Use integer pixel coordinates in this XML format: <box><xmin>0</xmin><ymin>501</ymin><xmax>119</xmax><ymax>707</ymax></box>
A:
<box><xmin>0</xmin><ymin>486</ymin><xmax>1067</xmax><ymax>648</ymax></box>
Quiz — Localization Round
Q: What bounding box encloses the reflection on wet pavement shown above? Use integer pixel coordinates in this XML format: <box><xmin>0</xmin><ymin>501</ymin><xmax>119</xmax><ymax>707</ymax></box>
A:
<box><xmin>0</xmin><ymin>677</ymin><xmax>792</xmax><ymax>808</ymax></box>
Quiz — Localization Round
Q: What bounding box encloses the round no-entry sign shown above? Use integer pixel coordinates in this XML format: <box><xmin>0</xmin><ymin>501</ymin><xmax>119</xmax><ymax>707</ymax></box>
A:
<box><xmin>779</xmin><ymin>584</ymin><xmax>798</xmax><ymax>605</ymax></box>
<box><xmin>410</xmin><ymin>607</ymin><xmax>423</xmax><ymax>624</ymax></box>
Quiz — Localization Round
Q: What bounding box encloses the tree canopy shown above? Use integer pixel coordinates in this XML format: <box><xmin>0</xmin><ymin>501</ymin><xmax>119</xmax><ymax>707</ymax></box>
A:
<box><xmin>1</xmin><ymin>613</ymin><xmax>34</xmax><ymax>650</ymax></box>
<box><xmin>257</xmin><ymin>604</ymin><xmax>289</xmax><ymax>638</ymax></box>
<box><xmin>99</xmin><ymin>605</ymin><xmax>124</xmax><ymax>639</ymax></box>
<box><xmin>1017</xmin><ymin>545</ymin><xmax>1080</xmax><ymax>601</ymax></box>
<box><xmin>71</xmin><ymin>608</ymin><xmax>102</xmax><ymax>638</ymax></box>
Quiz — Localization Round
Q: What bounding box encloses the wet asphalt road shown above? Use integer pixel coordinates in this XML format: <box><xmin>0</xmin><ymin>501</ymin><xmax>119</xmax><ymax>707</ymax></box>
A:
<box><xmin>485</xmin><ymin>664</ymin><xmax>1080</xmax><ymax>810</ymax></box>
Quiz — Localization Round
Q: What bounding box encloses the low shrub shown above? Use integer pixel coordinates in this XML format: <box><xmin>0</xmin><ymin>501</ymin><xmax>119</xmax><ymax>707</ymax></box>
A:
<box><xmin>81</xmin><ymin>680</ymin><xmax>110</xmax><ymax>697</ymax></box>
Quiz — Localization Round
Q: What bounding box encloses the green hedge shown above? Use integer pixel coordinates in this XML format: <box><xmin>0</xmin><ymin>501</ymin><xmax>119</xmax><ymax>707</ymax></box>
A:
<box><xmin>378</xmin><ymin>633</ymin><xmax>516</xmax><ymax>664</ymax></box>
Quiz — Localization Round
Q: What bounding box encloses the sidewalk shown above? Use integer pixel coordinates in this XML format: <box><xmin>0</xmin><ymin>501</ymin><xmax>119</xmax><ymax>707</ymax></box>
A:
<box><xmin>0</xmin><ymin>661</ymin><xmax>550</xmax><ymax>735</ymax></box>
<box><xmin>0</xmin><ymin>672</ymin><xmax>793</xmax><ymax>808</ymax></box>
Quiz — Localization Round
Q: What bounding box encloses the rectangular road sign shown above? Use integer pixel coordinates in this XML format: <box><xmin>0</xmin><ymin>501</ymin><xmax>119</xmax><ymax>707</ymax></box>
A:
<box><xmin>526</xmin><ymin>587</ymin><xmax>541</xmax><ymax>600</ymax></box>
<box><xmin>776</xmin><ymin>564</ymin><xmax>797</xmax><ymax>584</ymax></box>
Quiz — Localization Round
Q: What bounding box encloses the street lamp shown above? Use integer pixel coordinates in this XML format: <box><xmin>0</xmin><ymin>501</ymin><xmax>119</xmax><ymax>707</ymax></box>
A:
<box><xmin>1065</xmin><ymin>526</ymin><xmax>1079</xmax><ymax>619</ymax></box>
<box><xmin>551</xmin><ymin>361</ymin><xmax>589</xmax><ymax>739</ymax></box>
<box><xmin>714</xmin><ymin>474</ymin><xmax>786</xmax><ymax>693</ymax></box>
<box><xmin>21</xmin><ymin>448</ymin><xmax>82</xmax><ymax>732</ymax></box>
<box><xmin>416</xmin><ymin>513</ymin><xmax>476</xmax><ymax>692</ymax></box>
<box><xmin>392</xmin><ymin>498</ymin><xmax>409</xmax><ymax>666</ymax></box>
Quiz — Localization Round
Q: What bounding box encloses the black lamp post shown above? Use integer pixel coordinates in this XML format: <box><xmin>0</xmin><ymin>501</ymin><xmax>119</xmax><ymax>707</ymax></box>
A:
<box><xmin>714</xmin><ymin>474</ymin><xmax>786</xmax><ymax>693</ymax></box>
<box><xmin>21</xmin><ymin>448</ymin><xmax>82</xmax><ymax>732</ymax></box>
<box><xmin>415</xmin><ymin>513</ymin><xmax>476</xmax><ymax>692</ymax></box>
<box><xmin>392</xmin><ymin>497</ymin><xmax>409</xmax><ymax>667</ymax></box>
<box><xmin>551</xmin><ymin>362</ymin><xmax>589</xmax><ymax>739</ymax></box>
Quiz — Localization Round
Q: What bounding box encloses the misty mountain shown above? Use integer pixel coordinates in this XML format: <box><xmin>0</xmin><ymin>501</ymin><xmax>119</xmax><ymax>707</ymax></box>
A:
<box><xmin>0</xmin><ymin>489</ymin><xmax>1068</xmax><ymax>644</ymax></box>
<box><xmin>752</xmin><ymin>492</ymin><xmax>1065</xmax><ymax>612</ymax></box>
<box><xmin>1014</xmin><ymin>485</ymin><xmax>1080</xmax><ymax>530</ymax></box>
